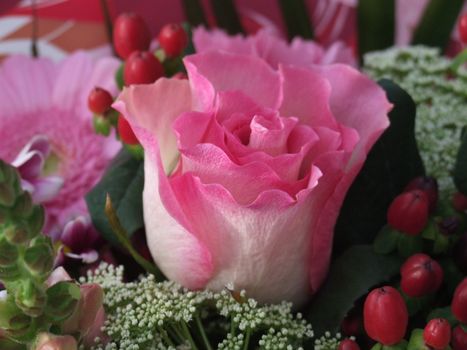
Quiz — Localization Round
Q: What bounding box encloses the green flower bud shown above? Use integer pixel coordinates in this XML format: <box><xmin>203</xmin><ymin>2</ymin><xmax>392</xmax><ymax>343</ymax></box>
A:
<box><xmin>0</xmin><ymin>264</ymin><xmax>21</xmax><ymax>282</ymax></box>
<box><xmin>24</xmin><ymin>243</ymin><xmax>54</xmax><ymax>276</ymax></box>
<box><xmin>45</xmin><ymin>281</ymin><xmax>80</xmax><ymax>323</ymax></box>
<box><xmin>0</xmin><ymin>239</ymin><xmax>18</xmax><ymax>266</ymax></box>
<box><xmin>14</xmin><ymin>280</ymin><xmax>46</xmax><ymax>317</ymax></box>
<box><xmin>12</xmin><ymin>192</ymin><xmax>33</xmax><ymax>219</ymax></box>
<box><xmin>4</xmin><ymin>224</ymin><xmax>30</xmax><ymax>245</ymax></box>
<box><xmin>26</xmin><ymin>206</ymin><xmax>45</xmax><ymax>238</ymax></box>
<box><xmin>0</xmin><ymin>183</ymin><xmax>15</xmax><ymax>207</ymax></box>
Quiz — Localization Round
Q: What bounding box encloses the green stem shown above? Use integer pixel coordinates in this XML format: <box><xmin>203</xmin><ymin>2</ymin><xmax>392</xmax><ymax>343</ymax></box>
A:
<box><xmin>159</xmin><ymin>328</ymin><xmax>175</xmax><ymax>347</ymax></box>
<box><xmin>180</xmin><ymin>321</ymin><xmax>199</xmax><ymax>350</ymax></box>
<box><xmin>242</xmin><ymin>329</ymin><xmax>251</xmax><ymax>350</ymax></box>
<box><xmin>169</xmin><ymin>324</ymin><xmax>186</xmax><ymax>344</ymax></box>
<box><xmin>105</xmin><ymin>194</ymin><xmax>164</xmax><ymax>279</ymax></box>
<box><xmin>450</xmin><ymin>48</ymin><xmax>467</xmax><ymax>74</ymax></box>
<box><xmin>195</xmin><ymin>314</ymin><xmax>212</xmax><ymax>350</ymax></box>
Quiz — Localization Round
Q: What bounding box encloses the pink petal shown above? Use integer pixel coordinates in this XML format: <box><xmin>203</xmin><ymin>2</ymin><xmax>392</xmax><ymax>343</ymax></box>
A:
<box><xmin>279</xmin><ymin>65</ymin><xmax>338</xmax><ymax>129</ymax></box>
<box><xmin>316</xmin><ymin>64</ymin><xmax>392</xmax><ymax>169</ymax></box>
<box><xmin>32</xmin><ymin>176</ymin><xmax>64</xmax><ymax>203</ymax></box>
<box><xmin>0</xmin><ymin>55</ymin><xmax>55</xmax><ymax>117</ymax></box>
<box><xmin>12</xmin><ymin>150</ymin><xmax>44</xmax><ymax>179</ymax></box>
<box><xmin>51</xmin><ymin>52</ymin><xmax>94</xmax><ymax>112</ymax></box>
<box><xmin>254</xmin><ymin>30</ymin><xmax>324</xmax><ymax>69</ymax></box>
<box><xmin>46</xmin><ymin>267</ymin><xmax>72</xmax><ymax>287</ymax></box>
<box><xmin>113</xmin><ymin>78</ymin><xmax>192</xmax><ymax>174</ymax></box>
<box><xmin>184</xmin><ymin>51</ymin><xmax>282</xmax><ymax>111</ymax></box>
<box><xmin>193</xmin><ymin>27</ymin><xmax>255</xmax><ymax>55</ymax></box>
<box><xmin>142</xmin><ymin>153</ymin><xmax>214</xmax><ymax>289</ymax></box>
<box><xmin>320</xmin><ymin>41</ymin><xmax>357</xmax><ymax>66</ymax></box>
<box><xmin>169</xmin><ymin>171</ymin><xmax>322</xmax><ymax>304</ymax></box>
<box><xmin>179</xmin><ymin>143</ymin><xmax>308</xmax><ymax>204</ymax></box>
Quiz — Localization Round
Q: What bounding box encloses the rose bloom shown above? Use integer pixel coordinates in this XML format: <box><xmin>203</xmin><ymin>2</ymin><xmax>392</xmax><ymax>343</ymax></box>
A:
<box><xmin>193</xmin><ymin>27</ymin><xmax>357</xmax><ymax>68</ymax></box>
<box><xmin>114</xmin><ymin>50</ymin><xmax>391</xmax><ymax>304</ymax></box>
<box><xmin>0</xmin><ymin>52</ymin><xmax>120</xmax><ymax>237</ymax></box>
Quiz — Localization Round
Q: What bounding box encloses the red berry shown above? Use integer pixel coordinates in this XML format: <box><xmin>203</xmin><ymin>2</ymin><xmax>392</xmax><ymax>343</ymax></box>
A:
<box><xmin>158</xmin><ymin>23</ymin><xmax>188</xmax><ymax>57</ymax></box>
<box><xmin>118</xmin><ymin>115</ymin><xmax>139</xmax><ymax>145</ymax></box>
<box><xmin>113</xmin><ymin>13</ymin><xmax>151</xmax><ymax>59</ymax></box>
<box><xmin>123</xmin><ymin>51</ymin><xmax>164</xmax><ymax>86</ymax></box>
<box><xmin>387</xmin><ymin>190</ymin><xmax>429</xmax><ymax>235</ymax></box>
<box><xmin>452</xmin><ymin>326</ymin><xmax>467</xmax><ymax>350</ymax></box>
<box><xmin>453</xmin><ymin>192</ymin><xmax>467</xmax><ymax>212</ymax></box>
<box><xmin>454</xmin><ymin>233</ymin><xmax>467</xmax><ymax>275</ymax></box>
<box><xmin>88</xmin><ymin>87</ymin><xmax>113</xmax><ymax>115</ymax></box>
<box><xmin>458</xmin><ymin>13</ymin><xmax>467</xmax><ymax>44</ymax></box>
<box><xmin>423</xmin><ymin>318</ymin><xmax>451</xmax><ymax>350</ymax></box>
<box><xmin>400</xmin><ymin>253</ymin><xmax>443</xmax><ymax>297</ymax></box>
<box><xmin>452</xmin><ymin>278</ymin><xmax>467</xmax><ymax>324</ymax></box>
<box><xmin>404</xmin><ymin>176</ymin><xmax>438</xmax><ymax>213</ymax></box>
<box><xmin>363</xmin><ymin>286</ymin><xmax>408</xmax><ymax>345</ymax></box>
<box><xmin>338</xmin><ymin>339</ymin><xmax>360</xmax><ymax>350</ymax></box>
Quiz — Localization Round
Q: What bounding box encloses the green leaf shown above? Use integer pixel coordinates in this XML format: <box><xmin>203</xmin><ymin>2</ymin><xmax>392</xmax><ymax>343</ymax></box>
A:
<box><xmin>307</xmin><ymin>245</ymin><xmax>403</xmax><ymax>336</ymax></box>
<box><xmin>454</xmin><ymin>128</ymin><xmax>467</xmax><ymax>195</ymax></box>
<box><xmin>209</xmin><ymin>0</ymin><xmax>243</xmax><ymax>35</ymax></box>
<box><xmin>115</xmin><ymin>63</ymin><xmax>124</xmax><ymax>91</ymax></box>
<box><xmin>411</xmin><ymin>0</ymin><xmax>464</xmax><ymax>50</ymax></box>
<box><xmin>278</xmin><ymin>0</ymin><xmax>313</xmax><ymax>40</ymax></box>
<box><xmin>373</xmin><ymin>226</ymin><xmax>399</xmax><ymax>254</ymax></box>
<box><xmin>85</xmin><ymin>148</ymin><xmax>144</xmax><ymax>245</ymax></box>
<box><xmin>357</xmin><ymin>0</ymin><xmax>394</xmax><ymax>58</ymax></box>
<box><xmin>397</xmin><ymin>234</ymin><xmax>424</xmax><ymax>258</ymax></box>
<box><xmin>334</xmin><ymin>79</ymin><xmax>425</xmax><ymax>254</ymax></box>
<box><xmin>427</xmin><ymin>307</ymin><xmax>458</xmax><ymax>326</ymax></box>
<box><xmin>181</xmin><ymin>0</ymin><xmax>208</xmax><ymax>27</ymax></box>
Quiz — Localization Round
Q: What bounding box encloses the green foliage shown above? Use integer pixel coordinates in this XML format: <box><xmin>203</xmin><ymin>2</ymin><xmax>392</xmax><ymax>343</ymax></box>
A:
<box><xmin>411</xmin><ymin>0</ymin><xmax>464</xmax><ymax>50</ymax></box>
<box><xmin>357</xmin><ymin>0</ymin><xmax>394</xmax><ymax>58</ymax></box>
<box><xmin>278</xmin><ymin>0</ymin><xmax>314</xmax><ymax>40</ymax></box>
<box><xmin>334</xmin><ymin>79</ymin><xmax>425</xmax><ymax>253</ymax></box>
<box><xmin>307</xmin><ymin>245</ymin><xmax>403</xmax><ymax>336</ymax></box>
<box><xmin>210</xmin><ymin>0</ymin><xmax>243</xmax><ymax>35</ymax></box>
<box><xmin>0</xmin><ymin>160</ymin><xmax>80</xmax><ymax>345</ymax></box>
<box><xmin>365</xmin><ymin>46</ymin><xmax>467</xmax><ymax>196</ymax></box>
<box><xmin>181</xmin><ymin>0</ymin><xmax>208</xmax><ymax>27</ymax></box>
<box><xmin>86</xmin><ymin>148</ymin><xmax>144</xmax><ymax>246</ymax></box>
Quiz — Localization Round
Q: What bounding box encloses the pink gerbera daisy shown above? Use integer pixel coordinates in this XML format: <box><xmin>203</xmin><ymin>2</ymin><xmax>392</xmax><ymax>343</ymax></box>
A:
<box><xmin>0</xmin><ymin>52</ymin><xmax>121</xmax><ymax>237</ymax></box>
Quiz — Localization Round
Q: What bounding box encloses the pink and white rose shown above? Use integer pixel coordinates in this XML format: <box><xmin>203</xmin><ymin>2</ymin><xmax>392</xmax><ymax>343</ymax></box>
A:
<box><xmin>114</xmin><ymin>50</ymin><xmax>391</xmax><ymax>305</ymax></box>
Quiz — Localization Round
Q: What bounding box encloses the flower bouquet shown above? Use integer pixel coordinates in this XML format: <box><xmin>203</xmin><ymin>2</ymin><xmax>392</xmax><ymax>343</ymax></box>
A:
<box><xmin>0</xmin><ymin>2</ymin><xmax>467</xmax><ymax>350</ymax></box>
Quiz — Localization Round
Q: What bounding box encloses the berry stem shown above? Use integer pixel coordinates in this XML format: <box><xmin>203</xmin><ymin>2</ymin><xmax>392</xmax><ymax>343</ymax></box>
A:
<box><xmin>449</xmin><ymin>48</ymin><xmax>467</xmax><ymax>74</ymax></box>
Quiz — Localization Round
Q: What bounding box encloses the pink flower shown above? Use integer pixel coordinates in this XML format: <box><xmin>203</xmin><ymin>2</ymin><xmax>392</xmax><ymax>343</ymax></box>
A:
<box><xmin>193</xmin><ymin>27</ymin><xmax>357</xmax><ymax>68</ymax></box>
<box><xmin>114</xmin><ymin>50</ymin><xmax>391</xmax><ymax>305</ymax></box>
<box><xmin>0</xmin><ymin>52</ymin><xmax>121</xmax><ymax>237</ymax></box>
<box><xmin>47</xmin><ymin>267</ymin><xmax>107</xmax><ymax>347</ymax></box>
<box><xmin>33</xmin><ymin>333</ymin><xmax>77</xmax><ymax>350</ymax></box>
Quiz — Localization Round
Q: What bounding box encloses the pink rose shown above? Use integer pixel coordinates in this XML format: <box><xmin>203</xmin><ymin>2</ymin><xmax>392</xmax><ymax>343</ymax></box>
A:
<box><xmin>114</xmin><ymin>50</ymin><xmax>391</xmax><ymax>305</ymax></box>
<box><xmin>33</xmin><ymin>333</ymin><xmax>77</xmax><ymax>350</ymax></box>
<box><xmin>193</xmin><ymin>27</ymin><xmax>357</xmax><ymax>68</ymax></box>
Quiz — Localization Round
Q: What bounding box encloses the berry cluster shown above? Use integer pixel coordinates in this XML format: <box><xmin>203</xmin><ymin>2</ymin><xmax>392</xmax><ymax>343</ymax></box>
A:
<box><xmin>336</xmin><ymin>173</ymin><xmax>467</xmax><ymax>350</ymax></box>
<box><xmin>87</xmin><ymin>13</ymin><xmax>189</xmax><ymax>150</ymax></box>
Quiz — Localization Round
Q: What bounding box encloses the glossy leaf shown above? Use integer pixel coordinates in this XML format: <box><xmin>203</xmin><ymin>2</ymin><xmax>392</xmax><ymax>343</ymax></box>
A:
<box><xmin>334</xmin><ymin>79</ymin><xmax>425</xmax><ymax>254</ymax></box>
<box><xmin>307</xmin><ymin>245</ymin><xmax>403</xmax><ymax>336</ymax></box>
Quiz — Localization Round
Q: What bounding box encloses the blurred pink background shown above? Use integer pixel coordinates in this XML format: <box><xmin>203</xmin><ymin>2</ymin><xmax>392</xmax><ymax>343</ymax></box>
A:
<box><xmin>0</xmin><ymin>0</ymin><xmax>465</xmax><ymax>61</ymax></box>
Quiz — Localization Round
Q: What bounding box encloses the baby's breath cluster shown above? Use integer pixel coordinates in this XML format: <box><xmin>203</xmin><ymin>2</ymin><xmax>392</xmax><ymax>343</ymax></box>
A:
<box><xmin>364</xmin><ymin>46</ymin><xmax>467</xmax><ymax>195</ymax></box>
<box><xmin>83</xmin><ymin>264</ymin><xmax>313</xmax><ymax>349</ymax></box>
<box><xmin>313</xmin><ymin>332</ymin><xmax>342</xmax><ymax>350</ymax></box>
